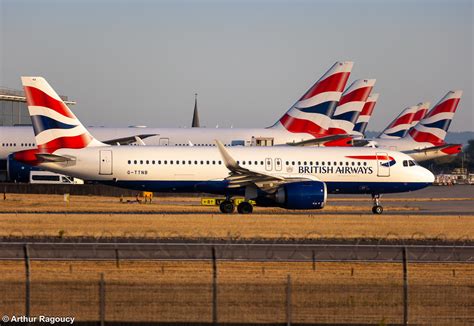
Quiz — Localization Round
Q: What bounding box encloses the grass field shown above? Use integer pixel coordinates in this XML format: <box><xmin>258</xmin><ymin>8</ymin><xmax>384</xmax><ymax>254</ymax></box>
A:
<box><xmin>0</xmin><ymin>194</ymin><xmax>473</xmax><ymax>240</ymax></box>
<box><xmin>0</xmin><ymin>260</ymin><xmax>472</xmax><ymax>324</ymax></box>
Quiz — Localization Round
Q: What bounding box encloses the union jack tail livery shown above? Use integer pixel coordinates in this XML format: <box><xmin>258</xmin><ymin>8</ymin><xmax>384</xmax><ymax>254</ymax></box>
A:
<box><xmin>353</xmin><ymin>93</ymin><xmax>379</xmax><ymax>136</ymax></box>
<box><xmin>21</xmin><ymin>77</ymin><xmax>105</xmax><ymax>152</ymax></box>
<box><xmin>271</xmin><ymin>61</ymin><xmax>353</xmax><ymax>137</ymax></box>
<box><xmin>378</xmin><ymin>102</ymin><xmax>430</xmax><ymax>139</ymax></box>
<box><xmin>328</xmin><ymin>79</ymin><xmax>376</xmax><ymax>135</ymax></box>
<box><xmin>410</xmin><ymin>102</ymin><xmax>430</xmax><ymax>128</ymax></box>
<box><xmin>407</xmin><ymin>90</ymin><xmax>462</xmax><ymax>146</ymax></box>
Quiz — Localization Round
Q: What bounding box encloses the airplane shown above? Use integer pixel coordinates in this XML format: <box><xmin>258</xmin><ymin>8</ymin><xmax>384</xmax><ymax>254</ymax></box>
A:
<box><xmin>352</xmin><ymin>93</ymin><xmax>379</xmax><ymax>138</ymax></box>
<box><xmin>0</xmin><ymin>61</ymin><xmax>354</xmax><ymax>161</ymax></box>
<box><xmin>371</xmin><ymin>91</ymin><xmax>463</xmax><ymax>161</ymax></box>
<box><xmin>12</xmin><ymin>76</ymin><xmax>435</xmax><ymax>214</ymax></box>
<box><xmin>377</xmin><ymin>102</ymin><xmax>430</xmax><ymax>139</ymax></box>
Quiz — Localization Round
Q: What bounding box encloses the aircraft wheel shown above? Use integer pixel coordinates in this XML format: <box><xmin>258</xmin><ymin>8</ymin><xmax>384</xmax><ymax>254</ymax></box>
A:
<box><xmin>237</xmin><ymin>201</ymin><xmax>253</xmax><ymax>214</ymax></box>
<box><xmin>219</xmin><ymin>200</ymin><xmax>235</xmax><ymax>214</ymax></box>
<box><xmin>372</xmin><ymin>205</ymin><xmax>383</xmax><ymax>215</ymax></box>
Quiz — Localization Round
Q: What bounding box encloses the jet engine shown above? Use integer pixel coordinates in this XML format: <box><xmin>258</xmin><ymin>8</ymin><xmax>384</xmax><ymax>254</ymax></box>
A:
<box><xmin>257</xmin><ymin>181</ymin><xmax>327</xmax><ymax>209</ymax></box>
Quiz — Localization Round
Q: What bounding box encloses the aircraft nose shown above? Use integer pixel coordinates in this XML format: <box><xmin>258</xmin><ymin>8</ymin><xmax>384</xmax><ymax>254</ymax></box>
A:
<box><xmin>422</xmin><ymin>167</ymin><xmax>435</xmax><ymax>184</ymax></box>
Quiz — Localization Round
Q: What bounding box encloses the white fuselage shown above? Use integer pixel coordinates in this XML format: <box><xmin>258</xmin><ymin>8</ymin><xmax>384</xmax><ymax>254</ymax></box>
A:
<box><xmin>35</xmin><ymin>146</ymin><xmax>434</xmax><ymax>195</ymax></box>
<box><xmin>0</xmin><ymin>126</ymin><xmax>313</xmax><ymax>160</ymax></box>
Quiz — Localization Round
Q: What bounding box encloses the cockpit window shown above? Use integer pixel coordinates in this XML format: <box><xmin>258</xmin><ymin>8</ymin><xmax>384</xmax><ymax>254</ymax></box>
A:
<box><xmin>409</xmin><ymin>160</ymin><xmax>416</xmax><ymax>166</ymax></box>
<box><xmin>403</xmin><ymin>160</ymin><xmax>408</xmax><ymax>167</ymax></box>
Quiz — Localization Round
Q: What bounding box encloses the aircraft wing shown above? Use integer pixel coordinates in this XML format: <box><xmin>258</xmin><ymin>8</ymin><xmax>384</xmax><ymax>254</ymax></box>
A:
<box><xmin>215</xmin><ymin>140</ymin><xmax>316</xmax><ymax>192</ymax></box>
<box><xmin>102</xmin><ymin>134</ymin><xmax>158</xmax><ymax>146</ymax></box>
<box><xmin>409</xmin><ymin>143</ymin><xmax>462</xmax><ymax>154</ymax></box>
<box><xmin>285</xmin><ymin>134</ymin><xmax>351</xmax><ymax>147</ymax></box>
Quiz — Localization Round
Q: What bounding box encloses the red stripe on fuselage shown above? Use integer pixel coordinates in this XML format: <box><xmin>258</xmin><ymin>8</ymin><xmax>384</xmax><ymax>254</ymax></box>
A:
<box><xmin>299</xmin><ymin>72</ymin><xmax>350</xmax><ymax>101</ymax></box>
<box><xmin>338</xmin><ymin>86</ymin><xmax>372</xmax><ymax>106</ymax></box>
<box><xmin>23</xmin><ymin>86</ymin><xmax>76</xmax><ymax>119</ymax></box>
<box><xmin>279</xmin><ymin>114</ymin><xmax>328</xmax><ymax>138</ymax></box>
<box><xmin>345</xmin><ymin>155</ymin><xmax>395</xmax><ymax>161</ymax></box>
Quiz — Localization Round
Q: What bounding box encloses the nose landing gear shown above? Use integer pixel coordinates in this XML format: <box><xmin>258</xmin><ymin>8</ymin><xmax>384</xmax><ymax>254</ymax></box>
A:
<box><xmin>371</xmin><ymin>194</ymin><xmax>383</xmax><ymax>214</ymax></box>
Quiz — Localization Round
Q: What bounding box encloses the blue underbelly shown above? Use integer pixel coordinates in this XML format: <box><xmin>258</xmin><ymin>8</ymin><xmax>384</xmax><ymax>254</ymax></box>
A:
<box><xmin>100</xmin><ymin>180</ymin><xmax>431</xmax><ymax>195</ymax></box>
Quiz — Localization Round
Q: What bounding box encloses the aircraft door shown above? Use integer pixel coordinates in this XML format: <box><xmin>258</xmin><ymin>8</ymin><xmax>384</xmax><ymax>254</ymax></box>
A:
<box><xmin>99</xmin><ymin>150</ymin><xmax>113</xmax><ymax>175</ymax></box>
<box><xmin>376</xmin><ymin>152</ymin><xmax>390</xmax><ymax>177</ymax></box>
<box><xmin>275</xmin><ymin>158</ymin><xmax>282</xmax><ymax>171</ymax></box>
<box><xmin>265</xmin><ymin>157</ymin><xmax>273</xmax><ymax>171</ymax></box>
<box><xmin>159</xmin><ymin>138</ymin><xmax>169</xmax><ymax>146</ymax></box>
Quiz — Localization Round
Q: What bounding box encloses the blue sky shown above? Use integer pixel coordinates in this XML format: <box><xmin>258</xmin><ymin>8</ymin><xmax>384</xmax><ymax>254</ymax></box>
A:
<box><xmin>1</xmin><ymin>0</ymin><xmax>472</xmax><ymax>131</ymax></box>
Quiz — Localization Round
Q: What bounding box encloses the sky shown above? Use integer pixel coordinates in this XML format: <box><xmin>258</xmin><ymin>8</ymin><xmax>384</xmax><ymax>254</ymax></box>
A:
<box><xmin>0</xmin><ymin>0</ymin><xmax>472</xmax><ymax>131</ymax></box>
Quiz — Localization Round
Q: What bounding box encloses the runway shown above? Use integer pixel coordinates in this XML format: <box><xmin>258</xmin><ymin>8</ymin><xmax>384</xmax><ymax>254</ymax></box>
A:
<box><xmin>1</xmin><ymin>241</ymin><xmax>472</xmax><ymax>263</ymax></box>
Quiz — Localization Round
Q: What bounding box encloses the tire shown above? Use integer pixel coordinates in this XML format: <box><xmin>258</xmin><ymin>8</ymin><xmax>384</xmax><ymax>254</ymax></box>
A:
<box><xmin>219</xmin><ymin>200</ymin><xmax>235</xmax><ymax>214</ymax></box>
<box><xmin>237</xmin><ymin>202</ymin><xmax>253</xmax><ymax>214</ymax></box>
<box><xmin>372</xmin><ymin>205</ymin><xmax>383</xmax><ymax>215</ymax></box>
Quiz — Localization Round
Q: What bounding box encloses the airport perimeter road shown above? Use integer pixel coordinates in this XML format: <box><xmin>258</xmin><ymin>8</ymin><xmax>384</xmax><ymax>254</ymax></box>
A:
<box><xmin>0</xmin><ymin>242</ymin><xmax>472</xmax><ymax>263</ymax></box>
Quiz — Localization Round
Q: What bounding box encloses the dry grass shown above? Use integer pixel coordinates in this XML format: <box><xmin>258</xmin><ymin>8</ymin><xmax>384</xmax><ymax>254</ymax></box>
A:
<box><xmin>0</xmin><ymin>211</ymin><xmax>472</xmax><ymax>240</ymax></box>
<box><xmin>0</xmin><ymin>260</ymin><xmax>472</xmax><ymax>324</ymax></box>
<box><xmin>0</xmin><ymin>193</ymin><xmax>425</xmax><ymax>213</ymax></box>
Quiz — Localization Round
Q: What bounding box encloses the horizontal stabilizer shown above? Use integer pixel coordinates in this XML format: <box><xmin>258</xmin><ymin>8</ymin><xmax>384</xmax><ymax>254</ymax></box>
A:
<box><xmin>102</xmin><ymin>134</ymin><xmax>158</xmax><ymax>146</ymax></box>
<box><xmin>286</xmin><ymin>134</ymin><xmax>351</xmax><ymax>146</ymax></box>
<box><xmin>35</xmin><ymin>153</ymin><xmax>75</xmax><ymax>162</ymax></box>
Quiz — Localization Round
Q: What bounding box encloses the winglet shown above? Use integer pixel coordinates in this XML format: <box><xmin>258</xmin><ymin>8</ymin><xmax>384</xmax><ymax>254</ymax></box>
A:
<box><xmin>215</xmin><ymin>140</ymin><xmax>239</xmax><ymax>170</ymax></box>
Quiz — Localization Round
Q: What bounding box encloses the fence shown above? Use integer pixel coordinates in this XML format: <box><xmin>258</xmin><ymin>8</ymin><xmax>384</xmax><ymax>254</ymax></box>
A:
<box><xmin>0</xmin><ymin>245</ymin><xmax>473</xmax><ymax>325</ymax></box>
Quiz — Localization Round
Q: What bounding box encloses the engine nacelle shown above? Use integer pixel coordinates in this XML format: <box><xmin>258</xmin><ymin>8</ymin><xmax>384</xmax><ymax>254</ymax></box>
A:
<box><xmin>256</xmin><ymin>181</ymin><xmax>327</xmax><ymax>209</ymax></box>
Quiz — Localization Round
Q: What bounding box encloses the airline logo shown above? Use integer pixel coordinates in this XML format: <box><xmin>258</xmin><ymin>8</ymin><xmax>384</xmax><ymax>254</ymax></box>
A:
<box><xmin>21</xmin><ymin>77</ymin><xmax>94</xmax><ymax>152</ymax></box>
<box><xmin>353</xmin><ymin>93</ymin><xmax>379</xmax><ymax>136</ymax></box>
<box><xmin>379</xmin><ymin>102</ymin><xmax>430</xmax><ymax>139</ymax></box>
<box><xmin>328</xmin><ymin>79</ymin><xmax>376</xmax><ymax>135</ymax></box>
<box><xmin>273</xmin><ymin>61</ymin><xmax>353</xmax><ymax>137</ymax></box>
<box><xmin>408</xmin><ymin>90</ymin><xmax>462</xmax><ymax>146</ymax></box>
<box><xmin>346</xmin><ymin>154</ymin><xmax>396</xmax><ymax>167</ymax></box>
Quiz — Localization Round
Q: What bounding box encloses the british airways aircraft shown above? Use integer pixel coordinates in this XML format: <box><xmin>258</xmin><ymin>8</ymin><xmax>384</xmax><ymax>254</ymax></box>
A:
<box><xmin>371</xmin><ymin>91</ymin><xmax>463</xmax><ymax>161</ymax></box>
<box><xmin>12</xmin><ymin>77</ymin><xmax>434</xmax><ymax>214</ymax></box>
<box><xmin>0</xmin><ymin>61</ymin><xmax>354</xmax><ymax>160</ymax></box>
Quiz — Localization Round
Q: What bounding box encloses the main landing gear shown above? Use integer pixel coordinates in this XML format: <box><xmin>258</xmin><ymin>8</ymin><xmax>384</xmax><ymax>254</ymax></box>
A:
<box><xmin>371</xmin><ymin>194</ymin><xmax>383</xmax><ymax>214</ymax></box>
<box><xmin>219</xmin><ymin>199</ymin><xmax>254</xmax><ymax>214</ymax></box>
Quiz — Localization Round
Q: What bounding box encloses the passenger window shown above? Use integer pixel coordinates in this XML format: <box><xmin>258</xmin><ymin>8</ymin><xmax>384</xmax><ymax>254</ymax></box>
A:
<box><xmin>128</xmin><ymin>160</ymin><xmax>131</xmax><ymax>164</ymax></box>
<box><xmin>140</xmin><ymin>160</ymin><xmax>143</xmax><ymax>164</ymax></box>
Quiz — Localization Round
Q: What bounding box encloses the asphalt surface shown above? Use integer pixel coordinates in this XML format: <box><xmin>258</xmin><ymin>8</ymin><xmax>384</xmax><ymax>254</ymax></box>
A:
<box><xmin>1</xmin><ymin>242</ymin><xmax>472</xmax><ymax>263</ymax></box>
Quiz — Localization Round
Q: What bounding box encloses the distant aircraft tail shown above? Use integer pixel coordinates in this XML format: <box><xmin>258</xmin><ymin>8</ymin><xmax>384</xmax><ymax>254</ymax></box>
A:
<box><xmin>407</xmin><ymin>90</ymin><xmax>462</xmax><ymax>145</ymax></box>
<box><xmin>270</xmin><ymin>61</ymin><xmax>353</xmax><ymax>137</ymax></box>
<box><xmin>352</xmin><ymin>93</ymin><xmax>379</xmax><ymax>136</ymax></box>
<box><xmin>378</xmin><ymin>102</ymin><xmax>430</xmax><ymax>139</ymax></box>
<box><xmin>21</xmin><ymin>77</ymin><xmax>105</xmax><ymax>152</ymax></box>
<box><xmin>327</xmin><ymin>79</ymin><xmax>376</xmax><ymax>135</ymax></box>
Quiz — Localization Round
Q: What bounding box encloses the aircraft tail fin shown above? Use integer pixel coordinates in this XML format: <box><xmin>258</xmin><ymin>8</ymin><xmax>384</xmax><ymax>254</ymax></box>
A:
<box><xmin>328</xmin><ymin>78</ymin><xmax>376</xmax><ymax>135</ymax></box>
<box><xmin>378</xmin><ymin>102</ymin><xmax>430</xmax><ymax>139</ymax></box>
<box><xmin>270</xmin><ymin>61</ymin><xmax>353</xmax><ymax>137</ymax></box>
<box><xmin>353</xmin><ymin>93</ymin><xmax>379</xmax><ymax>136</ymax></box>
<box><xmin>407</xmin><ymin>90</ymin><xmax>462</xmax><ymax>145</ymax></box>
<box><xmin>21</xmin><ymin>77</ymin><xmax>106</xmax><ymax>152</ymax></box>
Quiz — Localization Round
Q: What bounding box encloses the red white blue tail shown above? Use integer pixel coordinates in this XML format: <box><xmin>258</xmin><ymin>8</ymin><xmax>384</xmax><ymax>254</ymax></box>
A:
<box><xmin>407</xmin><ymin>90</ymin><xmax>462</xmax><ymax>146</ymax></box>
<box><xmin>378</xmin><ymin>102</ymin><xmax>430</xmax><ymax>139</ymax></box>
<box><xmin>21</xmin><ymin>77</ymin><xmax>105</xmax><ymax>152</ymax></box>
<box><xmin>352</xmin><ymin>93</ymin><xmax>378</xmax><ymax>136</ymax></box>
<box><xmin>328</xmin><ymin>79</ymin><xmax>376</xmax><ymax>135</ymax></box>
<box><xmin>271</xmin><ymin>61</ymin><xmax>353</xmax><ymax>137</ymax></box>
